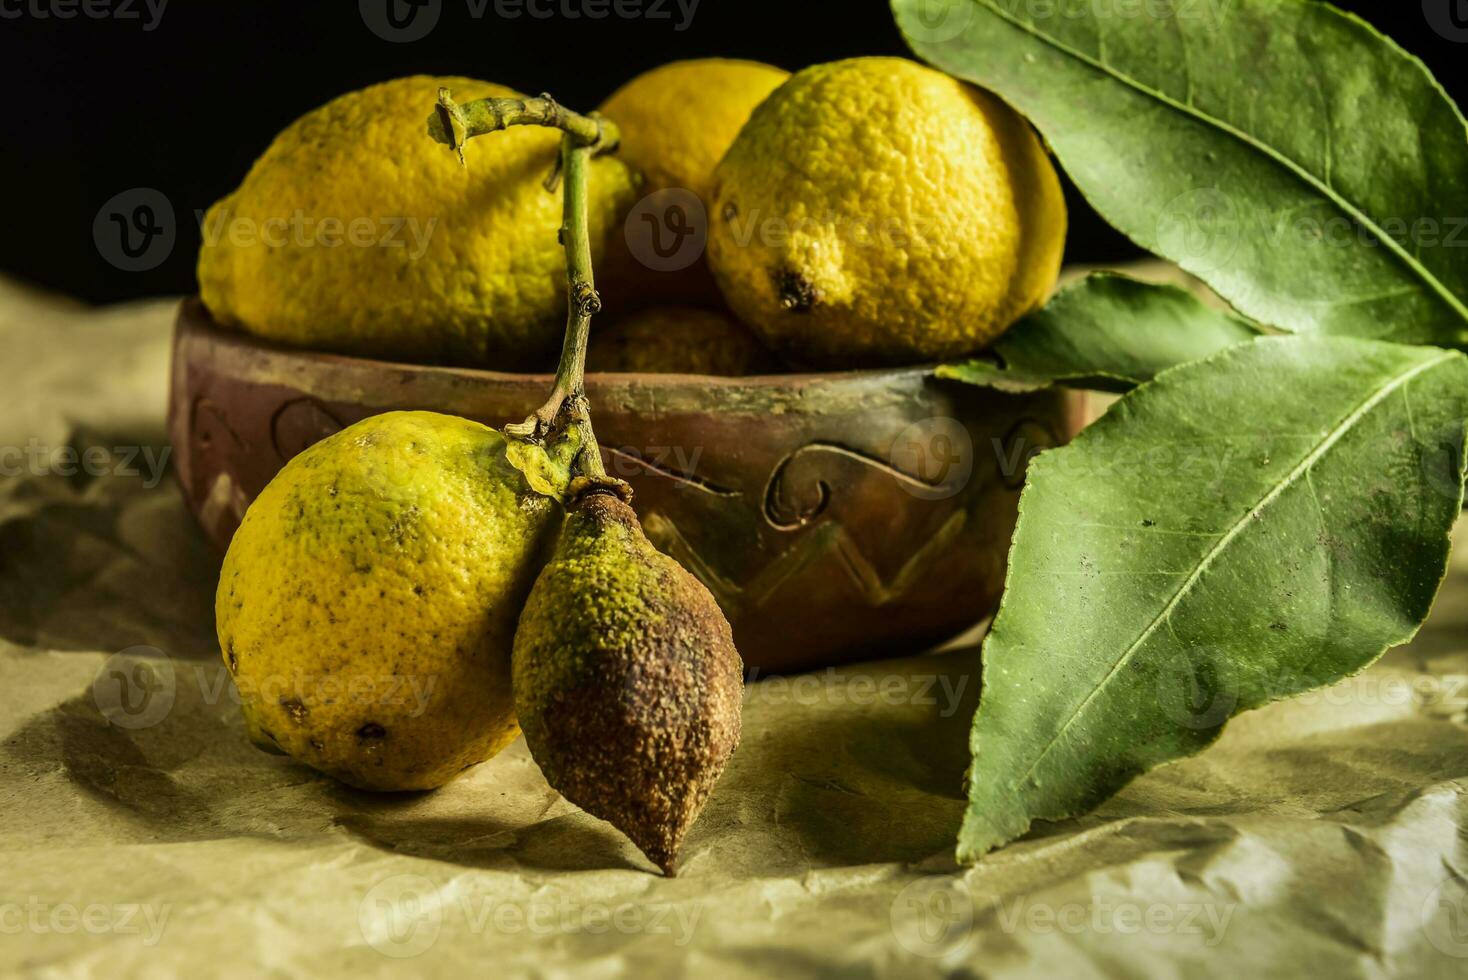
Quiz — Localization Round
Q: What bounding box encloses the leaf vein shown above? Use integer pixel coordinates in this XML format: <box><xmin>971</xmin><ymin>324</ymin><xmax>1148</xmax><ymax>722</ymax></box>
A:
<box><xmin>976</xmin><ymin>0</ymin><xmax>1468</xmax><ymax>328</ymax></box>
<box><xmin>1012</xmin><ymin>350</ymin><xmax>1457</xmax><ymax>786</ymax></box>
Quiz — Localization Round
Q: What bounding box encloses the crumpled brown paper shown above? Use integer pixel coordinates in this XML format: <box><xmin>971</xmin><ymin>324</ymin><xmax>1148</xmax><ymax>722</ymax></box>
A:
<box><xmin>4</xmin><ymin>275</ymin><xmax>1468</xmax><ymax>978</ymax></box>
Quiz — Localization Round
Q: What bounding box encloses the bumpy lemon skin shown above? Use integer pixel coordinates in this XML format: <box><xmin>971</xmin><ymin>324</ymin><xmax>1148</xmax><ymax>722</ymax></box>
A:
<box><xmin>197</xmin><ymin>76</ymin><xmax>639</xmax><ymax>370</ymax></box>
<box><xmin>215</xmin><ymin>411</ymin><xmax>560</xmax><ymax>791</ymax></box>
<box><xmin>707</xmin><ymin>57</ymin><xmax>1067</xmax><ymax>368</ymax></box>
<box><xmin>600</xmin><ymin>59</ymin><xmax>790</xmax><ymax>207</ymax></box>
<box><xmin>597</xmin><ymin>59</ymin><xmax>789</xmax><ymax>309</ymax></box>
<box><xmin>587</xmin><ymin>305</ymin><xmax>776</xmax><ymax>376</ymax></box>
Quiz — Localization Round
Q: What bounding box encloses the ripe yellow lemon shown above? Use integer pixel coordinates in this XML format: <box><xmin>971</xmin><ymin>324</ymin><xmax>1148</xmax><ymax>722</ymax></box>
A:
<box><xmin>597</xmin><ymin>59</ymin><xmax>789</xmax><ymax>309</ymax></box>
<box><xmin>587</xmin><ymin>305</ymin><xmax>775</xmax><ymax>375</ymax></box>
<box><xmin>707</xmin><ymin>57</ymin><xmax>1066</xmax><ymax>367</ymax></box>
<box><xmin>215</xmin><ymin>411</ymin><xmax>560</xmax><ymax>791</ymax></box>
<box><xmin>198</xmin><ymin>76</ymin><xmax>638</xmax><ymax>370</ymax></box>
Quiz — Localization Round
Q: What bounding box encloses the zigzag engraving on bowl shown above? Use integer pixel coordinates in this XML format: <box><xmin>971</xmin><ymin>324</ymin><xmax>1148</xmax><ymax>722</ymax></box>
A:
<box><xmin>644</xmin><ymin>507</ymin><xmax>970</xmax><ymax>615</ymax></box>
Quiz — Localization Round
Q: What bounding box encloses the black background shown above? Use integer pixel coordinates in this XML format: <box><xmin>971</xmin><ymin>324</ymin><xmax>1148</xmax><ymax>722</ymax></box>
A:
<box><xmin>0</xmin><ymin>0</ymin><xmax>1462</xmax><ymax>303</ymax></box>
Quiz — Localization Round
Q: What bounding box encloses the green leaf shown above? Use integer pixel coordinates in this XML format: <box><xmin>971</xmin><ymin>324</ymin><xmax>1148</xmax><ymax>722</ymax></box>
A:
<box><xmin>938</xmin><ymin>273</ymin><xmax>1259</xmax><ymax>392</ymax></box>
<box><xmin>894</xmin><ymin>0</ymin><xmax>1468</xmax><ymax>347</ymax></box>
<box><xmin>958</xmin><ymin>335</ymin><xmax>1468</xmax><ymax>862</ymax></box>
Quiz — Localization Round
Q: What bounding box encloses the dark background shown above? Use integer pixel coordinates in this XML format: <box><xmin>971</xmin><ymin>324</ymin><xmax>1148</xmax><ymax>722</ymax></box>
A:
<box><xmin>0</xmin><ymin>0</ymin><xmax>1462</xmax><ymax>303</ymax></box>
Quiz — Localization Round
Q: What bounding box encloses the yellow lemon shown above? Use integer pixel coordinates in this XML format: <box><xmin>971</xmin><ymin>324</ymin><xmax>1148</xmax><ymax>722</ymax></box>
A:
<box><xmin>587</xmin><ymin>305</ymin><xmax>775</xmax><ymax>375</ymax></box>
<box><xmin>596</xmin><ymin>59</ymin><xmax>789</xmax><ymax>309</ymax></box>
<box><xmin>707</xmin><ymin>57</ymin><xmax>1066</xmax><ymax>367</ymax></box>
<box><xmin>198</xmin><ymin>76</ymin><xmax>638</xmax><ymax>370</ymax></box>
<box><xmin>215</xmin><ymin>411</ymin><xmax>560</xmax><ymax>791</ymax></box>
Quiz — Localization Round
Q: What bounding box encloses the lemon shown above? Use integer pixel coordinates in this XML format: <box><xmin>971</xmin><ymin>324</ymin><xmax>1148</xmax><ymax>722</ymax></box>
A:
<box><xmin>215</xmin><ymin>411</ymin><xmax>560</xmax><ymax>791</ymax></box>
<box><xmin>707</xmin><ymin>57</ymin><xmax>1067</xmax><ymax>367</ymax></box>
<box><xmin>600</xmin><ymin>59</ymin><xmax>789</xmax><ymax>207</ymax></box>
<box><xmin>198</xmin><ymin>76</ymin><xmax>638</xmax><ymax>370</ymax></box>
<box><xmin>597</xmin><ymin>59</ymin><xmax>789</xmax><ymax>309</ymax></box>
<box><xmin>587</xmin><ymin>306</ymin><xmax>774</xmax><ymax>375</ymax></box>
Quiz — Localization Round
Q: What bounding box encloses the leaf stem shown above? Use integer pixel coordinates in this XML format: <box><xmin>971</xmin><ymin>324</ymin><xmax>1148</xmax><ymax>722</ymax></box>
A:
<box><xmin>431</xmin><ymin>88</ymin><xmax>624</xmax><ymax>494</ymax></box>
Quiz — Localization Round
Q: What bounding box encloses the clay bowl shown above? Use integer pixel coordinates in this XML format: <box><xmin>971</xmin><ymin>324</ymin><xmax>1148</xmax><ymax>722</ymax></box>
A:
<box><xmin>168</xmin><ymin>298</ymin><xmax>1084</xmax><ymax>672</ymax></box>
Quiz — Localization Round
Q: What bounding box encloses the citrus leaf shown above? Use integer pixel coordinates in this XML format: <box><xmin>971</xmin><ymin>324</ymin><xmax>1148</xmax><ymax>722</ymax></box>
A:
<box><xmin>959</xmin><ymin>335</ymin><xmax>1468</xmax><ymax>862</ymax></box>
<box><xmin>938</xmin><ymin>273</ymin><xmax>1259</xmax><ymax>392</ymax></box>
<box><xmin>894</xmin><ymin>0</ymin><xmax>1468</xmax><ymax>347</ymax></box>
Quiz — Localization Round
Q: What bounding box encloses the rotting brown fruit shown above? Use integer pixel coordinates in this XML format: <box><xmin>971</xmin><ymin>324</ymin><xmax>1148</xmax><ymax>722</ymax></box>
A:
<box><xmin>511</xmin><ymin>484</ymin><xmax>744</xmax><ymax>874</ymax></box>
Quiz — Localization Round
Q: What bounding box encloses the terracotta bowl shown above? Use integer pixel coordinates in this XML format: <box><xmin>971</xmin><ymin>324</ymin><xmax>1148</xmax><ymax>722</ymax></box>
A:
<box><xmin>168</xmin><ymin>298</ymin><xmax>1084</xmax><ymax>672</ymax></box>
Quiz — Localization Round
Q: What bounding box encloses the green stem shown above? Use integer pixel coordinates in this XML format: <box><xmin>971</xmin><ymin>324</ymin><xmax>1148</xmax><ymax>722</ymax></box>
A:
<box><xmin>430</xmin><ymin>88</ymin><xmax>621</xmax><ymax>492</ymax></box>
<box><xmin>431</xmin><ymin>92</ymin><xmax>611</xmax><ymax>157</ymax></box>
<box><xmin>524</xmin><ymin>136</ymin><xmax>608</xmax><ymax>482</ymax></box>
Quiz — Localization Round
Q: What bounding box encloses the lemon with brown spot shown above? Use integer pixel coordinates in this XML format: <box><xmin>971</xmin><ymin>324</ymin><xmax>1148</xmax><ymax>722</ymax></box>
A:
<box><xmin>216</xmin><ymin>411</ymin><xmax>561</xmax><ymax>791</ymax></box>
<box><xmin>707</xmin><ymin>57</ymin><xmax>1067</xmax><ymax>367</ymax></box>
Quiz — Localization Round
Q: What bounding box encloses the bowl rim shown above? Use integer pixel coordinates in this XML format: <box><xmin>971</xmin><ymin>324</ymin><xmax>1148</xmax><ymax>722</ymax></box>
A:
<box><xmin>175</xmin><ymin>296</ymin><xmax>959</xmax><ymax>392</ymax></box>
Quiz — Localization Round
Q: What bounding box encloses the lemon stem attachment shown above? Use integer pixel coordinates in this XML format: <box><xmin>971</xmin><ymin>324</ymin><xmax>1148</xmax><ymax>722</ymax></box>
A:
<box><xmin>430</xmin><ymin>88</ymin><xmax>625</xmax><ymax>493</ymax></box>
